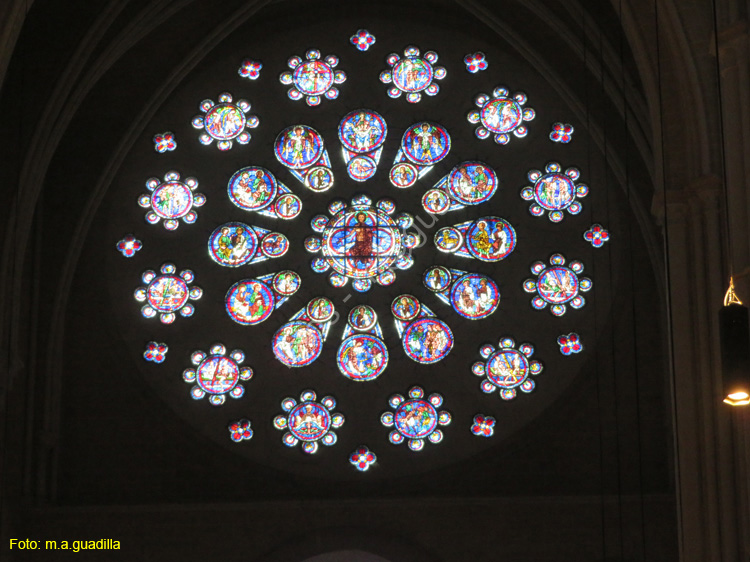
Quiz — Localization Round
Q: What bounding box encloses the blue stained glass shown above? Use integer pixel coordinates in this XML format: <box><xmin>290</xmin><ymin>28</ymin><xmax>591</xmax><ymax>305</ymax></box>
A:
<box><xmin>379</xmin><ymin>47</ymin><xmax>446</xmax><ymax>103</ymax></box>
<box><xmin>390</xmin><ymin>122</ymin><xmax>450</xmax><ymax>188</ymax></box>
<box><xmin>339</xmin><ymin>110</ymin><xmax>388</xmax><ymax>182</ymax></box>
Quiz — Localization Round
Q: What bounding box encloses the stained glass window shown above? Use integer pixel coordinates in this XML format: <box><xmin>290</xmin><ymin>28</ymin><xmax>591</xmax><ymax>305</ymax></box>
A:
<box><xmin>115</xmin><ymin>21</ymin><xmax>608</xmax><ymax>475</ymax></box>
<box><xmin>379</xmin><ymin>46</ymin><xmax>446</xmax><ymax>103</ymax></box>
<box><xmin>421</xmin><ymin>161</ymin><xmax>498</xmax><ymax>214</ymax></box>
<box><xmin>274</xmin><ymin>391</ymin><xmax>344</xmax><ymax>454</ymax></box>
<box><xmin>138</xmin><ymin>171</ymin><xmax>205</xmax><ymax>230</ymax></box>
<box><xmin>467</xmin><ymin>86</ymin><xmax>535</xmax><ymax>144</ymax></box>
<box><xmin>274</xmin><ymin>125</ymin><xmax>334</xmax><ymax>191</ymax></box>
<box><xmin>523</xmin><ymin>254</ymin><xmax>592</xmax><ymax>316</ymax></box>
<box><xmin>389</xmin><ymin>122</ymin><xmax>450</xmax><ymax>187</ymax></box>
<box><xmin>192</xmin><ymin>92</ymin><xmax>258</xmax><ymax>150</ymax></box>
<box><xmin>227</xmin><ymin>166</ymin><xmax>302</xmax><ymax>220</ymax></box>
<box><xmin>337</xmin><ymin>305</ymin><xmax>388</xmax><ymax>381</ymax></box>
<box><xmin>338</xmin><ymin>110</ymin><xmax>387</xmax><ymax>182</ymax></box>
<box><xmin>435</xmin><ymin>216</ymin><xmax>516</xmax><ymax>262</ymax></box>
<box><xmin>381</xmin><ymin>387</ymin><xmax>451</xmax><ymax>451</ymax></box>
<box><xmin>280</xmin><ymin>50</ymin><xmax>346</xmax><ymax>106</ymax></box>
<box><xmin>473</xmin><ymin>339</ymin><xmax>544</xmax><ymax>400</ymax></box>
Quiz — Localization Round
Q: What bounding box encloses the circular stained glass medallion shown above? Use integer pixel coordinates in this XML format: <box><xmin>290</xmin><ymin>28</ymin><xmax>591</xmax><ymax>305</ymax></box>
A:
<box><xmin>434</xmin><ymin>227</ymin><xmax>463</xmax><ymax>253</ymax></box>
<box><xmin>422</xmin><ymin>189</ymin><xmax>450</xmax><ymax>214</ymax></box>
<box><xmin>339</xmin><ymin>110</ymin><xmax>387</xmax><ymax>153</ymax></box>
<box><xmin>537</xmin><ymin>266</ymin><xmax>580</xmax><ymax>304</ymax></box>
<box><xmin>423</xmin><ymin>266</ymin><xmax>451</xmax><ymax>292</ymax></box>
<box><xmin>228</xmin><ymin>167</ymin><xmax>277</xmax><ymax>211</ymax></box>
<box><xmin>307</xmin><ymin>297</ymin><xmax>335</xmax><ymax>322</ymax></box>
<box><xmin>225</xmin><ymin>279</ymin><xmax>275</xmax><ymax>325</ymax></box>
<box><xmin>465</xmin><ymin>217</ymin><xmax>516</xmax><ymax>262</ymax></box>
<box><xmin>204</xmin><ymin>104</ymin><xmax>247</xmax><ymax>140</ymax></box>
<box><xmin>394</xmin><ymin>399</ymin><xmax>438</xmax><ymax>438</ymax></box>
<box><xmin>321</xmin><ymin>206</ymin><xmax>402</xmax><ymax>280</ymax></box>
<box><xmin>401</xmin><ymin>122</ymin><xmax>450</xmax><ymax>165</ymax></box>
<box><xmin>274</xmin><ymin>194</ymin><xmax>302</xmax><ymax>219</ymax></box>
<box><xmin>449</xmin><ymin>274</ymin><xmax>500</xmax><ymax>320</ymax></box>
<box><xmin>392</xmin><ymin>294</ymin><xmax>420</xmax><ymax>321</ymax></box>
<box><xmin>273</xmin><ymin>271</ymin><xmax>301</xmax><ymax>295</ymax></box>
<box><xmin>447</xmin><ymin>162</ymin><xmax>497</xmax><ymax>205</ymax></box>
<box><xmin>293</xmin><ymin>60</ymin><xmax>334</xmax><ymax>96</ymax></box>
<box><xmin>347</xmin><ymin>156</ymin><xmax>377</xmax><ymax>181</ymax></box>
<box><xmin>147</xmin><ymin>276</ymin><xmax>189</xmax><ymax>313</ymax></box>
<box><xmin>208</xmin><ymin>223</ymin><xmax>259</xmax><ymax>267</ymax></box>
<box><xmin>402</xmin><ymin>318</ymin><xmax>453</xmax><ymax>363</ymax></box>
<box><xmin>487</xmin><ymin>349</ymin><xmax>530</xmax><ymax>389</ymax></box>
<box><xmin>260</xmin><ymin>233</ymin><xmax>289</xmax><ymax>258</ymax></box>
<box><xmin>195</xmin><ymin>356</ymin><xmax>240</xmax><ymax>395</ymax></box>
<box><xmin>272</xmin><ymin>321</ymin><xmax>324</xmax><ymax>367</ymax></box>
<box><xmin>274</xmin><ymin>125</ymin><xmax>324</xmax><ymax>169</ymax></box>
<box><xmin>534</xmin><ymin>173</ymin><xmax>576</xmax><ymax>211</ymax></box>
<box><xmin>288</xmin><ymin>401</ymin><xmax>332</xmax><ymax>441</ymax></box>
<box><xmin>480</xmin><ymin>98</ymin><xmax>522</xmax><ymax>134</ymax></box>
<box><xmin>390</xmin><ymin>162</ymin><xmax>418</xmax><ymax>188</ymax></box>
<box><xmin>348</xmin><ymin>304</ymin><xmax>377</xmax><ymax>331</ymax></box>
<box><xmin>150</xmin><ymin>181</ymin><xmax>194</xmax><ymax>219</ymax></box>
<box><xmin>392</xmin><ymin>57</ymin><xmax>434</xmax><ymax>93</ymax></box>
<box><xmin>337</xmin><ymin>334</ymin><xmax>389</xmax><ymax>381</ymax></box>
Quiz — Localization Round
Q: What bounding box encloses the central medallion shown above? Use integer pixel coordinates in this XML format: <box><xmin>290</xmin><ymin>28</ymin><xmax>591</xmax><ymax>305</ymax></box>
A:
<box><xmin>306</xmin><ymin>194</ymin><xmax>420</xmax><ymax>292</ymax></box>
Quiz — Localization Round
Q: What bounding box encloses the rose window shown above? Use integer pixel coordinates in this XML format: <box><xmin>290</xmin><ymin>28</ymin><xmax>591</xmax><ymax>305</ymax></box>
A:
<box><xmin>110</xmin><ymin>18</ymin><xmax>613</xmax><ymax>480</ymax></box>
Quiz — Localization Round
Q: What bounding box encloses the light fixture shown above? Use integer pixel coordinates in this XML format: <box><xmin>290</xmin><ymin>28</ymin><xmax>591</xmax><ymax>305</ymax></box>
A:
<box><xmin>720</xmin><ymin>278</ymin><xmax>750</xmax><ymax>406</ymax></box>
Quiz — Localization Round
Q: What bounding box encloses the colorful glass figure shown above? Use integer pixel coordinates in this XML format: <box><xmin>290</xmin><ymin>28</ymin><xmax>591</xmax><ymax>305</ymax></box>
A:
<box><xmin>272</xmin><ymin>298</ymin><xmax>335</xmax><ymax>367</ymax></box>
<box><xmin>225</xmin><ymin>271</ymin><xmax>299</xmax><ymax>326</ymax></box>
<box><xmin>390</xmin><ymin>122</ymin><xmax>451</xmax><ymax>188</ymax></box>
<box><xmin>558</xmin><ymin>333</ymin><xmax>583</xmax><ymax>355</ymax></box>
<box><xmin>208</xmin><ymin>222</ymin><xmax>288</xmax><ymax>267</ymax></box>
<box><xmin>117</xmin><ymin>235</ymin><xmax>142</xmax><ymax>257</ymax></box>
<box><xmin>273</xmin><ymin>390</ymin><xmax>344</xmax><ymax>454</ymax></box>
<box><xmin>274</xmin><ymin>125</ymin><xmax>334</xmax><ymax>192</ymax></box>
<box><xmin>350</xmin><ymin>446</ymin><xmax>377</xmax><ymax>471</ymax></box>
<box><xmin>191</xmin><ymin>92</ymin><xmax>258</xmax><ymax>150</ymax></box>
<box><xmin>143</xmin><ymin>342</ymin><xmax>168</xmax><ymax>363</ymax></box>
<box><xmin>238</xmin><ymin>59</ymin><xmax>262</xmax><ymax>80</ymax></box>
<box><xmin>337</xmin><ymin>305</ymin><xmax>389</xmax><ymax>381</ymax></box>
<box><xmin>520</xmin><ymin>162</ymin><xmax>589</xmax><ymax>222</ymax></box>
<box><xmin>392</xmin><ymin>295</ymin><xmax>453</xmax><ymax>364</ymax></box>
<box><xmin>227</xmin><ymin>166</ymin><xmax>301</xmax><ymax>220</ymax></box>
<box><xmin>228</xmin><ymin>419</ymin><xmax>253</xmax><ymax>442</ymax></box>
<box><xmin>464</xmin><ymin>52</ymin><xmax>488</xmax><ymax>73</ymax></box>
<box><xmin>550</xmin><ymin>123</ymin><xmax>574</xmax><ymax>143</ymax></box>
<box><xmin>350</xmin><ymin>29</ymin><xmax>375</xmax><ymax>51</ymax></box>
<box><xmin>523</xmin><ymin>254</ymin><xmax>592</xmax><ymax>316</ymax></box>
<box><xmin>421</xmin><ymin>161</ymin><xmax>497</xmax><ymax>214</ymax></box>
<box><xmin>153</xmin><ymin>132</ymin><xmax>176</xmax><ymax>153</ymax></box>
<box><xmin>134</xmin><ymin>263</ymin><xmax>202</xmax><ymax>324</ymax></box>
<box><xmin>306</xmin><ymin>195</ymin><xmax>419</xmax><ymax>292</ymax></box>
<box><xmin>338</xmin><ymin>110</ymin><xmax>387</xmax><ymax>182</ymax></box>
<box><xmin>381</xmin><ymin>386</ymin><xmax>451</xmax><ymax>451</ymax></box>
<box><xmin>379</xmin><ymin>46</ymin><xmax>446</xmax><ymax>103</ymax></box>
<box><xmin>584</xmin><ymin>224</ymin><xmax>610</xmax><ymax>247</ymax></box>
<box><xmin>472</xmin><ymin>338</ymin><xmax>544</xmax><ymax>400</ymax></box>
<box><xmin>434</xmin><ymin>216</ymin><xmax>516</xmax><ymax>262</ymax></box>
<box><xmin>471</xmin><ymin>414</ymin><xmax>496</xmax><ymax>437</ymax></box>
<box><xmin>467</xmin><ymin>86</ymin><xmax>535</xmax><ymax>145</ymax></box>
<box><xmin>138</xmin><ymin>171</ymin><xmax>205</xmax><ymax>231</ymax></box>
<box><xmin>182</xmin><ymin>344</ymin><xmax>252</xmax><ymax>406</ymax></box>
<box><xmin>280</xmin><ymin>50</ymin><xmax>346</xmax><ymax>106</ymax></box>
<box><xmin>423</xmin><ymin>266</ymin><xmax>500</xmax><ymax>320</ymax></box>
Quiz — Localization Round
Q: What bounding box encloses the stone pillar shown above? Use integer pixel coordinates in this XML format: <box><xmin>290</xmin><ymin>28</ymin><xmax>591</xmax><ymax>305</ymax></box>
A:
<box><xmin>716</xmin><ymin>16</ymin><xmax>750</xmax><ymax>562</ymax></box>
<box><xmin>662</xmin><ymin>177</ymin><xmax>747</xmax><ymax>562</ymax></box>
